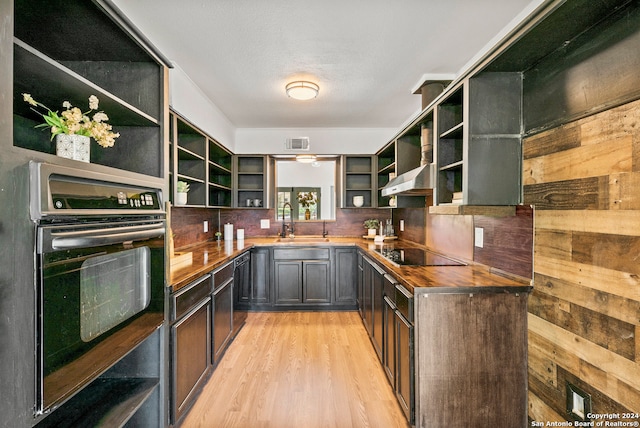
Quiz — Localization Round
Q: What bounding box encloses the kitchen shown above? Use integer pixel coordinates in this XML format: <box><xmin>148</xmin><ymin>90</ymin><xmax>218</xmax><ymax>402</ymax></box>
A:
<box><xmin>1</xmin><ymin>0</ymin><xmax>640</xmax><ymax>427</ymax></box>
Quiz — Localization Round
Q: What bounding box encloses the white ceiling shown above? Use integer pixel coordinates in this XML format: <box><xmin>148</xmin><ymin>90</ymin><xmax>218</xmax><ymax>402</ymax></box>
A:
<box><xmin>112</xmin><ymin>0</ymin><xmax>542</xmax><ymax>129</ymax></box>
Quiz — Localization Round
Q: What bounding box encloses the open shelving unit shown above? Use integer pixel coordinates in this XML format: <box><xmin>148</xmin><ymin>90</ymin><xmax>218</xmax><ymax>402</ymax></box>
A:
<box><xmin>343</xmin><ymin>155</ymin><xmax>375</xmax><ymax>208</ymax></box>
<box><xmin>169</xmin><ymin>110</ymin><xmax>233</xmax><ymax>207</ymax></box>
<box><xmin>234</xmin><ymin>155</ymin><xmax>268</xmax><ymax>208</ymax></box>
<box><xmin>12</xmin><ymin>0</ymin><xmax>168</xmax><ymax>179</ymax></box>
<box><xmin>428</xmin><ymin>73</ymin><xmax>522</xmax><ymax>215</ymax></box>
<box><xmin>436</xmin><ymin>86</ymin><xmax>465</xmax><ymax>205</ymax></box>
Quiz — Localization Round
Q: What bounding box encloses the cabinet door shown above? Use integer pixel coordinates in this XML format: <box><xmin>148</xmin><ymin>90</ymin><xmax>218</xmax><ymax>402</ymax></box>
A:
<box><xmin>303</xmin><ymin>260</ymin><xmax>331</xmax><ymax>303</ymax></box>
<box><xmin>395</xmin><ymin>311</ymin><xmax>414</xmax><ymax>425</ymax></box>
<box><xmin>371</xmin><ymin>260</ymin><xmax>385</xmax><ymax>361</ymax></box>
<box><xmin>383</xmin><ymin>296</ymin><xmax>396</xmax><ymax>386</ymax></box>
<box><xmin>172</xmin><ymin>299</ymin><xmax>211</xmax><ymax>423</ymax></box>
<box><xmin>335</xmin><ymin>248</ymin><xmax>357</xmax><ymax>305</ymax></box>
<box><xmin>251</xmin><ymin>247</ymin><xmax>270</xmax><ymax>304</ymax></box>
<box><xmin>357</xmin><ymin>252</ymin><xmax>365</xmax><ymax>320</ymax></box>
<box><xmin>362</xmin><ymin>258</ymin><xmax>374</xmax><ymax>335</ymax></box>
<box><xmin>213</xmin><ymin>280</ymin><xmax>233</xmax><ymax>363</ymax></box>
<box><xmin>274</xmin><ymin>261</ymin><xmax>303</xmax><ymax>304</ymax></box>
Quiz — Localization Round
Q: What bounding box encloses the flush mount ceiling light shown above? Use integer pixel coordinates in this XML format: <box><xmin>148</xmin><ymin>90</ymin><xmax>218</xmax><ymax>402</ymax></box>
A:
<box><xmin>286</xmin><ymin>81</ymin><xmax>319</xmax><ymax>100</ymax></box>
<box><xmin>296</xmin><ymin>154</ymin><xmax>317</xmax><ymax>163</ymax></box>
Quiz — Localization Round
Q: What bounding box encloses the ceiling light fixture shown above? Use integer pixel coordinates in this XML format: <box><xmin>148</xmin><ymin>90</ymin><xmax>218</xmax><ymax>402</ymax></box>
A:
<box><xmin>286</xmin><ymin>81</ymin><xmax>319</xmax><ymax>100</ymax></box>
<box><xmin>296</xmin><ymin>154</ymin><xmax>317</xmax><ymax>163</ymax></box>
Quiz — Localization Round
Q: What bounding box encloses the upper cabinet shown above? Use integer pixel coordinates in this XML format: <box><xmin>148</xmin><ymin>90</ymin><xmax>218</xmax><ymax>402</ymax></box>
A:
<box><xmin>234</xmin><ymin>155</ymin><xmax>268</xmax><ymax>208</ymax></box>
<box><xmin>169</xmin><ymin>110</ymin><xmax>232</xmax><ymax>207</ymax></box>
<box><xmin>376</xmin><ymin>116</ymin><xmax>430</xmax><ymax>209</ymax></box>
<box><xmin>13</xmin><ymin>0</ymin><xmax>169</xmax><ymax>179</ymax></box>
<box><xmin>432</xmin><ymin>73</ymin><xmax>522</xmax><ymax>214</ymax></box>
<box><xmin>342</xmin><ymin>155</ymin><xmax>375</xmax><ymax>208</ymax></box>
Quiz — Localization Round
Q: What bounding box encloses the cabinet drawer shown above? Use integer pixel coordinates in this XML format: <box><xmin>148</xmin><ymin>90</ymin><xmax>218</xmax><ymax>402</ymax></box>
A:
<box><xmin>273</xmin><ymin>248</ymin><xmax>330</xmax><ymax>260</ymax></box>
<box><xmin>213</xmin><ymin>261</ymin><xmax>234</xmax><ymax>286</ymax></box>
<box><xmin>172</xmin><ymin>274</ymin><xmax>212</xmax><ymax>321</ymax></box>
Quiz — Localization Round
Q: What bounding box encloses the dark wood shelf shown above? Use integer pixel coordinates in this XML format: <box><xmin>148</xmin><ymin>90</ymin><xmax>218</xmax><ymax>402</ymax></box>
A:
<box><xmin>439</xmin><ymin>122</ymin><xmax>464</xmax><ymax>139</ymax></box>
<box><xmin>14</xmin><ymin>40</ymin><xmax>159</xmax><ymax>126</ymax></box>
<box><xmin>37</xmin><ymin>378</ymin><xmax>159</xmax><ymax>428</ymax></box>
<box><xmin>42</xmin><ymin>312</ymin><xmax>163</xmax><ymax>411</ymax></box>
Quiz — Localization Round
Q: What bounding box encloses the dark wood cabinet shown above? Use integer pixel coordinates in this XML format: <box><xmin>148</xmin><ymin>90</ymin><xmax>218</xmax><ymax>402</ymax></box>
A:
<box><xmin>303</xmin><ymin>260</ymin><xmax>331</xmax><ymax>303</ymax></box>
<box><xmin>169</xmin><ymin>110</ymin><xmax>233</xmax><ymax>207</ymax></box>
<box><xmin>274</xmin><ymin>259</ymin><xmax>331</xmax><ymax>305</ymax></box>
<box><xmin>334</xmin><ymin>247</ymin><xmax>357</xmax><ymax>306</ymax></box>
<box><xmin>274</xmin><ymin>261</ymin><xmax>303</xmax><ymax>304</ymax></box>
<box><xmin>357</xmin><ymin>251</ymin><xmax>365</xmax><ymax>319</ymax></box>
<box><xmin>414</xmin><ymin>291</ymin><xmax>529</xmax><ymax>428</ymax></box>
<box><xmin>171</xmin><ymin>299</ymin><xmax>211</xmax><ymax>423</ymax></box>
<box><xmin>395</xmin><ymin>309</ymin><xmax>414</xmax><ymax>423</ymax></box>
<box><xmin>234</xmin><ymin>155</ymin><xmax>268</xmax><ymax>208</ymax></box>
<box><xmin>272</xmin><ymin>247</ymin><xmax>331</xmax><ymax>306</ymax></box>
<box><xmin>342</xmin><ymin>155</ymin><xmax>375</xmax><ymax>208</ymax></box>
<box><xmin>360</xmin><ymin>254</ymin><xmax>385</xmax><ymax>360</ymax></box>
<box><xmin>170</xmin><ymin>274</ymin><xmax>213</xmax><ymax>425</ymax></box>
<box><xmin>212</xmin><ymin>262</ymin><xmax>234</xmax><ymax>364</ymax></box>
<box><xmin>13</xmin><ymin>0</ymin><xmax>169</xmax><ymax>179</ymax></box>
<box><xmin>251</xmin><ymin>247</ymin><xmax>271</xmax><ymax>305</ymax></box>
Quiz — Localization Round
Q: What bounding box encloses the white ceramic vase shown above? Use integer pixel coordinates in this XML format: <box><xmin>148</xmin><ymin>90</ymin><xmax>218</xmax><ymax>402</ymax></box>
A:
<box><xmin>176</xmin><ymin>192</ymin><xmax>188</xmax><ymax>206</ymax></box>
<box><xmin>353</xmin><ymin>195</ymin><xmax>364</xmax><ymax>207</ymax></box>
<box><xmin>55</xmin><ymin>134</ymin><xmax>90</xmax><ymax>163</ymax></box>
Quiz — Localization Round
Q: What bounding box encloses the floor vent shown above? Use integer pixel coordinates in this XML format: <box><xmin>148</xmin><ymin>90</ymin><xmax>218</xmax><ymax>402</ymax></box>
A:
<box><xmin>285</xmin><ymin>137</ymin><xmax>310</xmax><ymax>151</ymax></box>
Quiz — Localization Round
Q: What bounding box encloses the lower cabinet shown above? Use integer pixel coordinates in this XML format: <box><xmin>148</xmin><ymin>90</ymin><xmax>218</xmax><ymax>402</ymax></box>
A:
<box><xmin>212</xmin><ymin>262</ymin><xmax>234</xmax><ymax>364</ymax></box>
<box><xmin>413</xmin><ymin>291</ymin><xmax>529</xmax><ymax>428</ymax></box>
<box><xmin>273</xmin><ymin>247</ymin><xmax>331</xmax><ymax>306</ymax></box>
<box><xmin>395</xmin><ymin>308</ymin><xmax>414</xmax><ymax>423</ymax></box>
<box><xmin>334</xmin><ymin>247</ymin><xmax>357</xmax><ymax>306</ymax></box>
<box><xmin>170</xmin><ymin>274</ymin><xmax>213</xmax><ymax>424</ymax></box>
<box><xmin>361</xmin><ymin>255</ymin><xmax>385</xmax><ymax>360</ymax></box>
<box><xmin>250</xmin><ymin>247</ymin><xmax>271</xmax><ymax>305</ymax></box>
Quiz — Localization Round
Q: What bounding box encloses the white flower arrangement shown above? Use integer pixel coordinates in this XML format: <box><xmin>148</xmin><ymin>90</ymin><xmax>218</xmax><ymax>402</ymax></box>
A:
<box><xmin>23</xmin><ymin>93</ymin><xmax>120</xmax><ymax>148</ymax></box>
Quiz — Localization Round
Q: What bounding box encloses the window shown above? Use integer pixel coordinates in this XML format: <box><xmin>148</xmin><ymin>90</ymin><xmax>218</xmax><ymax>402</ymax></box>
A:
<box><xmin>277</xmin><ymin>187</ymin><xmax>322</xmax><ymax>220</ymax></box>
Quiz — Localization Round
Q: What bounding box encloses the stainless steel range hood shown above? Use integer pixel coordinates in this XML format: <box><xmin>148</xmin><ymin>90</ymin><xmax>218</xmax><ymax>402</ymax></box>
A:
<box><xmin>381</xmin><ymin>163</ymin><xmax>436</xmax><ymax>196</ymax></box>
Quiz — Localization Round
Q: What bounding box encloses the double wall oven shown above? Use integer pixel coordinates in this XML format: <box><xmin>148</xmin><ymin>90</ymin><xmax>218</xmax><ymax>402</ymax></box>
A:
<box><xmin>30</xmin><ymin>162</ymin><xmax>166</xmax><ymax>415</ymax></box>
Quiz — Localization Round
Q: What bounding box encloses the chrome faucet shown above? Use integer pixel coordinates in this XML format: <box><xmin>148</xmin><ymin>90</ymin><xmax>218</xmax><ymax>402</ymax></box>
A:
<box><xmin>281</xmin><ymin>202</ymin><xmax>294</xmax><ymax>238</ymax></box>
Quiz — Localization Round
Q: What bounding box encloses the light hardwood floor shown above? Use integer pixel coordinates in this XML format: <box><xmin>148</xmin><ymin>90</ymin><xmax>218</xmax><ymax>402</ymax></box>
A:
<box><xmin>180</xmin><ymin>311</ymin><xmax>409</xmax><ymax>428</ymax></box>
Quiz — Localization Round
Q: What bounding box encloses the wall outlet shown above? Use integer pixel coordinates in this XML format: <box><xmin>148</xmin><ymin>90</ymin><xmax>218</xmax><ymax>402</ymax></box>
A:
<box><xmin>400</xmin><ymin>220</ymin><xmax>405</xmax><ymax>232</ymax></box>
<box><xmin>474</xmin><ymin>227</ymin><xmax>484</xmax><ymax>248</ymax></box>
<box><xmin>203</xmin><ymin>220</ymin><xmax>208</xmax><ymax>233</ymax></box>
<box><xmin>260</xmin><ymin>219</ymin><xmax>270</xmax><ymax>229</ymax></box>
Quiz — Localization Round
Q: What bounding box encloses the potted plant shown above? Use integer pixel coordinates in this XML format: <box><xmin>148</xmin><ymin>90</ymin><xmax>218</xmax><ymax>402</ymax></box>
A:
<box><xmin>176</xmin><ymin>181</ymin><xmax>190</xmax><ymax>205</ymax></box>
<box><xmin>297</xmin><ymin>191</ymin><xmax>317</xmax><ymax>220</ymax></box>
<box><xmin>364</xmin><ymin>219</ymin><xmax>379</xmax><ymax>236</ymax></box>
<box><xmin>22</xmin><ymin>93</ymin><xmax>119</xmax><ymax>163</ymax></box>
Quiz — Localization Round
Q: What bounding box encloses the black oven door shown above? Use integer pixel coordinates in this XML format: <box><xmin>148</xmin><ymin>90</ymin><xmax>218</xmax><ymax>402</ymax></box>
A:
<box><xmin>35</xmin><ymin>219</ymin><xmax>165</xmax><ymax>413</ymax></box>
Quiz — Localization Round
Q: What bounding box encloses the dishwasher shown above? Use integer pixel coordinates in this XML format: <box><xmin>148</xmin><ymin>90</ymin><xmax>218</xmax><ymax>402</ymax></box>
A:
<box><xmin>233</xmin><ymin>251</ymin><xmax>250</xmax><ymax>336</ymax></box>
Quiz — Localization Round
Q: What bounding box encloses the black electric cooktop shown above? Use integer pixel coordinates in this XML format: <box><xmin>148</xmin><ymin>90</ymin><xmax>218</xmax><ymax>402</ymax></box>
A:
<box><xmin>375</xmin><ymin>247</ymin><xmax>465</xmax><ymax>267</ymax></box>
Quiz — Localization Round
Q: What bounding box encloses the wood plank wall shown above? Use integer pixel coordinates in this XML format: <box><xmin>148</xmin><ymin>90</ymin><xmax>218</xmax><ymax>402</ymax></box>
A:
<box><xmin>523</xmin><ymin>98</ymin><xmax>640</xmax><ymax>422</ymax></box>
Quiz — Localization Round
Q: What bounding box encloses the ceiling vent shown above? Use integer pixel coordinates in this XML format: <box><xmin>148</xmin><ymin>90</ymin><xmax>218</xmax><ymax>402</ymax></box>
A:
<box><xmin>285</xmin><ymin>137</ymin><xmax>310</xmax><ymax>151</ymax></box>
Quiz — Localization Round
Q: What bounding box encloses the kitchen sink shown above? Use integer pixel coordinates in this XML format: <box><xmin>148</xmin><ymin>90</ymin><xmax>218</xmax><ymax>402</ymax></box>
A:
<box><xmin>274</xmin><ymin>236</ymin><xmax>330</xmax><ymax>243</ymax></box>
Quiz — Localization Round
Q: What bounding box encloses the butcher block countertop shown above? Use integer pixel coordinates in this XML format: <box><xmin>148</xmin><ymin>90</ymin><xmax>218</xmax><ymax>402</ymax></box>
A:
<box><xmin>169</xmin><ymin>237</ymin><xmax>532</xmax><ymax>294</ymax></box>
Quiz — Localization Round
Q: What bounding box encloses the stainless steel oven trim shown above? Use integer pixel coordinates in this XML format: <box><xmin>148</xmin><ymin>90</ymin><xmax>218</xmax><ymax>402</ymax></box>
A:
<box><xmin>38</xmin><ymin>222</ymin><xmax>166</xmax><ymax>253</ymax></box>
<box><xmin>29</xmin><ymin>161</ymin><xmax>165</xmax><ymax>220</ymax></box>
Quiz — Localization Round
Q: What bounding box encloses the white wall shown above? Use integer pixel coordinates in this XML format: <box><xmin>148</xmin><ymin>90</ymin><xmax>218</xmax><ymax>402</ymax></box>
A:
<box><xmin>169</xmin><ymin>63</ymin><xmax>236</xmax><ymax>151</ymax></box>
<box><xmin>235</xmin><ymin>127</ymin><xmax>397</xmax><ymax>155</ymax></box>
<box><xmin>170</xmin><ymin>63</ymin><xmax>398</xmax><ymax>155</ymax></box>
